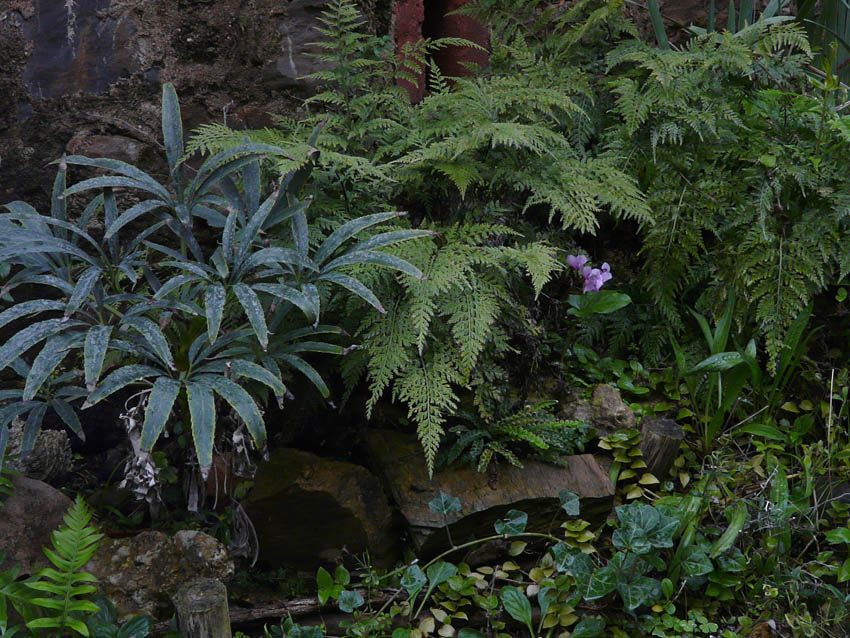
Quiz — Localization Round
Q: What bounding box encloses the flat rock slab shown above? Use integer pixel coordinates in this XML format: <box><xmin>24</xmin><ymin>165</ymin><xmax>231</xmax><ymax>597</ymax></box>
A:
<box><xmin>245</xmin><ymin>448</ymin><xmax>399</xmax><ymax>569</ymax></box>
<box><xmin>366</xmin><ymin>430</ymin><xmax>615</xmax><ymax>556</ymax></box>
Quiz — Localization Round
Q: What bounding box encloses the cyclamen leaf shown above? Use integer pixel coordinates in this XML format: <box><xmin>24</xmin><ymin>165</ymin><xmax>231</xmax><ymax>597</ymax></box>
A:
<box><xmin>337</xmin><ymin>590</ymin><xmax>364</xmax><ymax>613</ymax></box>
<box><xmin>401</xmin><ymin>564</ymin><xmax>427</xmax><ymax>599</ymax></box>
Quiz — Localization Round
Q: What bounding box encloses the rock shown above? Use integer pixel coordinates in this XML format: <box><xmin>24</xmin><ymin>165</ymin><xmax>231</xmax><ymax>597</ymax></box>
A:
<box><xmin>66</xmin><ymin>132</ymin><xmax>145</xmax><ymax>165</ymax></box>
<box><xmin>5</xmin><ymin>419</ymin><xmax>73</xmax><ymax>484</ymax></box>
<box><xmin>562</xmin><ymin>384</ymin><xmax>636</xmax><ymax>437</ymax></box>
<box><xmin>366</xmin><ymin>429</ymin><xmax>615</xmax><ymax>557</ymax></box>
<box><xmin>86</xmin><ymin>530</ymin><xmax>234</xmax><ymax>622</ymax></box>
<box><xmin>245</xmin><ymin>448</ymin><xmax>399</xmax><ymax>570</ymax></box>
<box><xmin>275</xmin><ymin>0</ymin><xmax>332</xmax><ymax>87</ymax></box>
<box><xmin>0</xmin><ymin>474</ymin><xmax>74</xmax><ymax>575</ymax></box>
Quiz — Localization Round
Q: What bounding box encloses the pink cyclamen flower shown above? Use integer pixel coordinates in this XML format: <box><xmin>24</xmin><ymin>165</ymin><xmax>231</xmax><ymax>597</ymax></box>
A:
<box><xmin>567</xmin><ymin>254</ymin><xmax>589</xmax><ymax>271</ymax></box>
<box><xmin>582</xmin><ymin>263</ymin><xmax>613</xmax><ymax>293</ymax></box>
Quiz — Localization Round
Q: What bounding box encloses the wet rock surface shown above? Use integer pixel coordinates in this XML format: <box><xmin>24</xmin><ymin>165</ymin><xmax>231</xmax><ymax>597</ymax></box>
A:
<box><xmin>366</xmin><ymin>429</ymin><xmax>615</xmax><ymax>557</ymax></box>
<box><xmin>562</xmin><ymin>383</ymin><xmax>636</xmax><ymax>438</ymax></box>
<box><xmin>245</xmin><ymin>447</ymin><xmax>399</xmax><ymax>570</ymax></box>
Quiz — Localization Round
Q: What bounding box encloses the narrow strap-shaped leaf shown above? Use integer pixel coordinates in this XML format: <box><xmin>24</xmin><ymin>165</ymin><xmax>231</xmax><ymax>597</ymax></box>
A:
<box><xmin>301</xmin><ymin>283</ymin><xmax>320</xmax><ymax>325</ymax></box>
<box><xmin>252</xmin><ymin>283</ymin><xmax>318</xmax><ymax>323</ymax></box>
<box><xmin>162</xmin><ymin>83</ymin><xmax>185</xmax><ymax>186</ymax></box>
<box><xmin>153</xmin><ymin>274</ymin><xmax>201</xmax><ymax>300</ymax></box>
<box><xmin>318</xmin><ymin>272</ymin><xmax>385</xmax><ymax>313</ymax></box>
<box><xmin>240</xmin><ymin>247</ymin><xmax>318</xmax><ymax>274</ymax></box>
<box><xmin>314</xmin><ymin>211</ymin><xmax>405</xmax><ymax>265</ymax></box>
<box><xmin>276</xmin><ymin>324</ymin><xmax>343</xmax><ymax>341</ymax></box>
<box><xmin>143</xmin><ymin>240</ymin><xmax>190</xmax><ymax>263</ymax></box>
<box><xmin>65</xmin><ymin>266</ymin><xmax>102</xmax><ymax>317</ymax></box>
<box><xmin>217</xmin><ymin>175</ymin><xmax>246</xmax><ymax>223</ymax></box>
<box><xmin>159</xmin><ymin>260</ymin><xmax>213</xmax><ymax>280</ymax></box>
<box><xmin>278</xmin><ymin>341</ymin><xmax>343</xmax><ymax>355</ymax></box>
<box><xmin>195</xmin><ymin>374</ymin><xmax>266</xmax><ymax>449</ymax></box>
<box><xmin>85</xmin><ymin>364</ymin><xmax>162</xmax><ymax>406</ymax></box>
<box><xmin>104</xmin><ymin>199</ymin><xmax>168</xmax><ymax>239</ymax></box>
<box><xmin>0</xmin><ymin>236</ymin><xmax>97</xmax><ymax>266</ymax></box>
<box><xmin>292</xmin><ymin>208</ymin><xmax>309</xmax><ymax>256</ymax></box>
<box><xmin>233</xmin><ymin>283</ymin><xmax>268</xmax><ymax>349</ymax></box>
<box><xmin>263</xmin><ymin>197</ymin><xmax>311</xmax><ymax>232</ymax></box>
<box><xmin>244</xmin><ymin>159</ymin><xmax>261</xmax><ymax>215</ymax></box>
<box><xmin>63</xmin><ymin>175</ymin><xmax>167</xmax><ymax>200</ymax></box>
<box><xmin>190</xmin><ymin>143</ymin><xmax>293</xmax><ymax>198</ymax></box>
<box><xmin>229</xmin><ymin>360</ymin><xmax>286</xmax><ymax>395</ymax></box>
<box><xmin>191</xmin><ymin>155</ymin><xmax>259</xmax><ymax>202</ymax></box>
<box><xmin>279</xmin><ymin>353</ymin><xmax>330</xmax><ymax>398</ymax></box>
<box><xmin>140</xmin><ymin>377</ymin><xmax>181</xmax><ymax>450</ymax></box>
<box><xmin>0</xmin><ymin>300</ymin><xmax>64</xmax><ymax>331</ymax></box>
<box><xmin>0</xmin><ymin>402</ymin><xmax>35</xmax><ymax>435</ymax></box>
<box><xmin>126</xmin><ymin>220</ymin><xmax>167</xmax><ymax>253</ymax></box>
<box><xmin>103</xmin><ymin>188</ymin><xmax>121</xmax><ymax>260</ymax></box>
<box><xmin>235</xmin><ymin>196</ymin><xmax>288</xmax><ymax>266</ymax></box>
<box><xmin>185</xmin><ymin>380</ymin><xmax>215</xmax><ymax>478</ymax></box>
<box><xmin>84</xmin><ymin>325</ymin><xmax>113</xmax><ymax>390</ymax></box>
<box><xmin>323</xmin><ymin>250</ymin><xmax>425</xmax><ymax>280</ymax></box>
<box><xmin>23</xmin><ymin>333</ymin><xmax>78</xmax><ymax>401</ymax></box>
<box><xmin>22</xmin><ymin>402</ymin><xmax>48</xmax><ymax>454</ymax></box>
<box><xmin>193</xmin><ymin>205</ymin><xmax>228</xmax><ymax>227</ymax></box>
<box><xmin>211</xmin><ymin>248</ymin><xmax>229</xmax><ymax>279</ymax></box>
<box><xmin>51</xmin><ymin>398</ymin><xmax>84</xmax><ymax>441</ymax></box>
<box><xmin>7</xmin><ymin>213</ymin><xmax>103</xmax><ymax>255</ymax></box>
<box><xmin>347</xmin><ymin>229</ymin><xmax>435</xmax><ymax>254</ymax></box>
<box><xmin>123</xmin><ymin>317</ymin><xmax>175</xmax><ymax>370</ymax></box>
<box><xmin>65</xmin><ymin>155</ymin><xmax>171</xmax><ymax>200</ymax></box>
<box><xmin>222</xmin><ymin>207</ymin><xmax>239</xmax><ymax>263</ymax></box>
<box><xmin>51</xmin><ymin>164</ymin><xmax>67</xmax><ymax>236</ymax></box>
<box><xmin>204</xmin><ymin>284</ymin><xmax>226</xmax><ymax>344</ymax></box>
<box><xmin>163</xmin><ymin>218</ymin><xmax>204</xmax><ymax>263</ymax></box>
<box><xmin>188</xmin><ymin>332</ymin><xmax>210</xmax><ymax>366</ymax></box>
<box><xmin>0</xmin><ymin>319</ymin><xmax>80</xmax><ymax>371</ymax></box>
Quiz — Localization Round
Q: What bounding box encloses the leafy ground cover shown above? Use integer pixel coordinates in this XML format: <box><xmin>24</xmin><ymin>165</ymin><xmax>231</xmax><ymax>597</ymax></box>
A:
<box><xmin>2</xmin><ymin>0</ymin><xmax>850</xmax><ymax>636</ymax></box>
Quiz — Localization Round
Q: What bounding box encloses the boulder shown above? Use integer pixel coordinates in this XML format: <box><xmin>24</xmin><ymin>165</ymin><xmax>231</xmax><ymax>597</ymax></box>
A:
<box><xmin>562</xmin><ymin>383</ymin><xmax>636</xmax><ymax>437</ymax></box>
<box><xmin>245</xmin><ymin>448</ymin><xmax>399</xmax><ymax>570</ymax></box>
<box><xmin>0</xmin><ymin>475</ymin><xmax>73</xmax><ymax>575</ymax></box>
<box><xmin>366</xmin><ymin>430</ymin><xmax>615</xmax><ymax>556</ymax></box>
<box><xmin>86</xmin><ymin>530</ymin><xmax>234</xmax><ymax>622</ymax></box>
<box><xmin>5</xmin><ymin>419</ymin><xmax>72</xmax><ymax>485</ymax></box>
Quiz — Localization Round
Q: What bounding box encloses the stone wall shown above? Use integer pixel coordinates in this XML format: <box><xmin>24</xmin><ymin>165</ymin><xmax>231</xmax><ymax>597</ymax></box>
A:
<box><xmin>0</xmin><ymin>0</ymin><xmax>391</xmax><ymax>208</ymax></box>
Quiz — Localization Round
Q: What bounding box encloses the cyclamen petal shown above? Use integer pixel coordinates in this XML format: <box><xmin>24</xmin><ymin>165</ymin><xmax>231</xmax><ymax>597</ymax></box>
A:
<box><xmin>583</xmin><ymin>272</ymin><xmax>605</xmax><ymax>293</ymax></box>
<box><xmin>601</xmin><ymin>262</ymin><xmax>611</xmax><ymax>273</ymax></box>
<box><xmin>567</xmin><ymin>254</ymin><xmax>589</xmax><ymax>271</ymax></box>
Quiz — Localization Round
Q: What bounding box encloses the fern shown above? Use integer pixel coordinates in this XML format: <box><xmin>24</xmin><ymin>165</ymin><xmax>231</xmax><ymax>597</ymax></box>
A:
<box><xmin>440</xmin><ymin>401</ymin><xmax>593</xmax><ymax>472</ymax></box>
<box><xmin>26</xmin><ymin>495</ymin><xmax>102</xmax><ymax>637</ymax></box>
<box><xmin>606</xmin><ymin>22</ymin><xmax>849</xmax><ymax>368</ymax></box>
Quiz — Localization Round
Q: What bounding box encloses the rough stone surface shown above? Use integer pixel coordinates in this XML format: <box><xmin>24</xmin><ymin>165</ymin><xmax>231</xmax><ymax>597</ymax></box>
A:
<box><xmin>245</xmin><ymin>448</ymin><xmax>399</xmax><ymax>570</ymax></box>
<box><xmin>0</xmin><ymin>0</ymin><xmax>388</xmax><ymax>210</ymax></box>
<box><xmin>562</xmin><ymin>384</ymin><xmax>636</xmax><ymax>438</ymax></box>
<box><xmin>86</xmin><ymin>529</ymin><xmax>234</xmax><ymax>622</ymax></box>
<box><xmin>0</xmin><ymin>475</ymin><xmax>73</xmax><ymax>575</ymax></box>
<box><xmin>6</xmin><ymin>419</ymin><xmax>73</xmax><ymax>484</ymax></box>
<box><xmin>366</xmin><ymin>429</ymin><xmax>615</xmax><ymax>556</ymax></box>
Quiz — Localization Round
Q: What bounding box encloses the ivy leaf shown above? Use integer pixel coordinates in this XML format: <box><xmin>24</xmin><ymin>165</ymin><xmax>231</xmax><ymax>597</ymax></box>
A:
<box><xmin>428</xmin><ymin>491</ymin><xmax>462</xmax><ymax>516</ymax></box>
<box><xmin>583</xmin><ymin>562</ymin><xmax>618</xmax><ymax>601</ymax></box>
<box><xmin>558</xmin><ymin>489</ymin><xmax>580</xmax><ymax>516</ymax></box>
<box><xmin>499</xmin><ymin>586</ymin><xmax>533</xmax><ymax>635</ymax></box>
<box><xmin>338</xmin><ymin>590</ymin><xmax>364</xmax><ymax>613</ymax></box>
<box><xmin>612</xmin><ymin>524</ymin><xmax>651</xmax><ymax>555</ymax></box>
<box><xmin>681</xmin><ymin>546</ymin><xmax>714</xmax><ymax>579</ymax></box>
<box><xmin>617</xmin><ymin>575</ymin><xmax>661</xmax><ymax>611</ymax></box>
<box><xmin>571</xmin><ymin>617</ymin><xmax>606</xmax><ymax>638</ymax></box>
<box><xmin>494</xmin><ymin>509</ymin><xmax>527</xmax><ymax>535</ymax></box>
<box><xmin>550</xmin><ymin>542</ymin><xmax>594</xmax><ymax>576</ymax></box>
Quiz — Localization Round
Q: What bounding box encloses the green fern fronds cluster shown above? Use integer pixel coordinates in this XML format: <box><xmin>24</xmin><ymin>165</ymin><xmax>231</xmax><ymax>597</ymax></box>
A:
<box><xmin>27</xmin><ymin>495</ymin><xmax>102</xmax><ymax>636</ymax></box>
<box><xmin>343</xmin><ymin>223</ymin><xmax>561</xmax><ymax>474</ymax></box>
<box><xmin>606</xmin><ymin>21</ymin><xmax>850</xmax><ymax>367</ymax></box>
<box><xmin>440</xmin><ymin>400</ymin><xmax>593</xmax><ymax>472</ymax></box>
